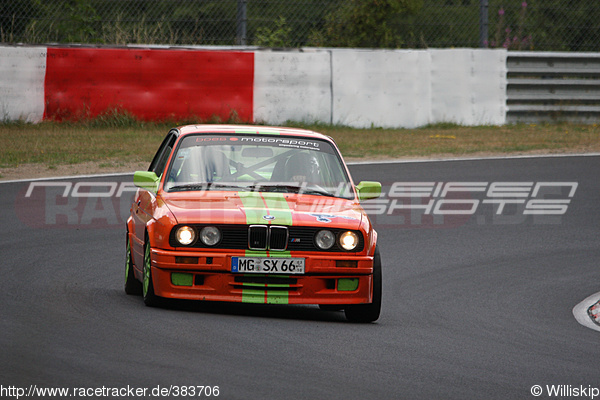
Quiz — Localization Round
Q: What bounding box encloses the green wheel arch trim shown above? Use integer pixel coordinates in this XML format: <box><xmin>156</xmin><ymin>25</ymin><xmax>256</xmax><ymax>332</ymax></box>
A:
<box><xmin>141</xmin><ymin>237</ymin><xmax>161</xmax><ymax>306</ymax></box>
<box><xmin>125</xmin><ymin>233</ymin><xmax>142</xmax><ymax>295</ymax></box>
<box><xmin>125</xmin><ymin>239</ymin><xmax>132</xmax><ymax>283</ymax></box>
<box><xmin>125</xmin><ymin>232</ymin><xmax>142</xmax><ymax>295</ymax></box>
<box><xmin>143</xmin><ymin>241</ymin><xmax>151</xmax><ymax>296</ymax></box>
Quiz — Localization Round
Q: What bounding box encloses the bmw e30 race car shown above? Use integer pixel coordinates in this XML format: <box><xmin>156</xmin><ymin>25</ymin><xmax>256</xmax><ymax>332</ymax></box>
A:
<box><xmin>125</xmin><ymin>125</ymin><xmax>382</xmax><ymax>322</ymax></box>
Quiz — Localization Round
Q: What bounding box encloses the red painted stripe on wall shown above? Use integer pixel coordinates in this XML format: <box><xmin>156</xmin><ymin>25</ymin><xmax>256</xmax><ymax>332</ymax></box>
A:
<box><xmin>43</xmin><ymin>48</ymin><xmax>254</xmax><ymax>122</ymax></box>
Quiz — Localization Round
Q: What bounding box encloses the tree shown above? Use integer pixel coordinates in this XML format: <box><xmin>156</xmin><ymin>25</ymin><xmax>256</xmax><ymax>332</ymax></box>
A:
<box><xmin>312</xmin><ymin>0</ymin><xmax>423</xmax><ymax>48</ymax></box>
<box><xmin>0</xmin><ymin>0</ymin><xmax>36</xmax><ymax>42</ymax></box>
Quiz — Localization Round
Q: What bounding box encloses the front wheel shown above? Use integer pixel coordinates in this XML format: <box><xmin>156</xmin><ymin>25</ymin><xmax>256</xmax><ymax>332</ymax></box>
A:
<box><xmin>125</xmin><ymin>233</ymin><xmax>142</xmax><ymax>295</ymax></box>
<box><xmin>142</xmin><ymin>239</ymin><xmax>162</xmax><ymax>307</ymax></box>
<box><xmin>344</xmin><ymin>247</ymin><xmax>382</xmax><ymax>323</ymax></box>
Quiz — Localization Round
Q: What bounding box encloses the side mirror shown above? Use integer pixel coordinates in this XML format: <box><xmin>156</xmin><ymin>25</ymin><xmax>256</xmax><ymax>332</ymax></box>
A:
<box><xmin>356</xmin><ymin>181</ymin><xmax>381</xmax><ymax>201</ymax></box>
<box><xmin>134</xmin><ymin>171</ymin><xmax>160</xmax><ymax>193</ymax></box>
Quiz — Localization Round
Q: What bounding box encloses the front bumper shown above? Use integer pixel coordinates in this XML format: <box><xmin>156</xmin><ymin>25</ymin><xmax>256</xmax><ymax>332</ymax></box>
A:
<box><xmin>149</xmin><ymin>248</ymin><xmax>374</xmax><ymax>305</ymax></box>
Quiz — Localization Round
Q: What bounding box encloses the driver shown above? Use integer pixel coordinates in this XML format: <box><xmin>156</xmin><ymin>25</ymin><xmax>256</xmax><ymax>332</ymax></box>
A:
<box><xmin>284</xmin><ymin>152</ymin><xmax>320</xmax><ymax>183</ymax></box>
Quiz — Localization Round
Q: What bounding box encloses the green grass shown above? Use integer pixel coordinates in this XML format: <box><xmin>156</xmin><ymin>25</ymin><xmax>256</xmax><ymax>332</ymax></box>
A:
<box><xmin>0</xmin><ymin>120</ymin><xmax>168</xmax><ymax>167</ymax></box>
<box><xmin>314</xmin><ymin>122</ymin><xmax>600</xmax><ymax>160</ymax></box>
<box><xmin>1</xmin><ymin>118</ymin><xmax>599</xmax><ymax>170</ymax></box>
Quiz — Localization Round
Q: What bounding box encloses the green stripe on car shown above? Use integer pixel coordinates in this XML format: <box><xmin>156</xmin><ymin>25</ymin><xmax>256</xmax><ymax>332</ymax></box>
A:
<box><xmin>238</xmin><ymin>192</ymin><xmax>267</xmax><ymax>225</ymax></box>
<box><xmin>238</xmin><ymin>190</ymin><xmax>293</xmax><ymax>304</ymax></box>
<box><xmin>262</xmin><ymin>193</ymin><xmax>293</xmax><ymax>226</ymax></box>
<box><xmin>238</xmin><ymin>192</ymin><xmax>293</xmax><ymax>226</ymax></box>
<box><xmin>241</xmin><ymin>286</ymin><xmax>290</xmax><ymax>304</ymax></box>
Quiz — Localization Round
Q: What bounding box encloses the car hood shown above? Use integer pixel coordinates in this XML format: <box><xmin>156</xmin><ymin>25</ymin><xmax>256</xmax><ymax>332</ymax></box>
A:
<box><xmin>160</xmin><ymin>191</ymin><xmax>364</xmax><ymax>229</ymax></box>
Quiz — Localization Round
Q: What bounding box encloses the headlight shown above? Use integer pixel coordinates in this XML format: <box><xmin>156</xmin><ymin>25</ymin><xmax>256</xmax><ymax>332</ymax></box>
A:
<box><xmin>200</xmin><ymin>226</ymin><xmax>221</xmax><ymax>246</ymax></box>
<box><xmin>339</xmin><ymin>231</ymin><xmax>359</xmax><ymax>251</ymax></box>
<box><xmin>176</xmin><ymin>226</ymin><xmax>196</xmax><ymax>245</ymax></box>
<box><xmin>315</xmin><ymin>230</ymin><xmax>335</xmax><ymax>250</ymax></box>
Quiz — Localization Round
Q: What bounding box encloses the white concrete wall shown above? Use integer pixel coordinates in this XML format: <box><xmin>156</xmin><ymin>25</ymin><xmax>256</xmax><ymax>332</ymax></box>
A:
<box><xmin>331</xmin><ymin>49</ymin><xmax>432</xmax><ymax>128</ymax></box>
<box><xmin>0</xmin><ymin>46</ymin><xmax>47</xmax><ymax>122</ymax></box>
<box><xmin>253</xmin><ymin>50</ymin><xmax>332</xmax><ymax>125</ymax></box>
<box><xmin>430</xmin><ymin>49</ymin><xmax>507</xmax><ymax>125</ymax></box>
<box><xmin>254</xmin><ymin>48</ymin><xmax>507</xmax><ymax>128</ymax></box>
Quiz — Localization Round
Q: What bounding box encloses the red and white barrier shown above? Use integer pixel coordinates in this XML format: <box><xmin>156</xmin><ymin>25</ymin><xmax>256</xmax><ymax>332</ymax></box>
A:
<box><xmin>43</xmin><ymin>47</ymin><xmax>254</xmax><ymax>122</ymax></box>
<box><xmin>0</xmin><ymin>45</ymin><xmax>507</xmax><ymax>127</ymax></box>
<box><xmin>0</xmin><ymin>46</ymin><xmax>47</xmax><ymax>122</ymax></box>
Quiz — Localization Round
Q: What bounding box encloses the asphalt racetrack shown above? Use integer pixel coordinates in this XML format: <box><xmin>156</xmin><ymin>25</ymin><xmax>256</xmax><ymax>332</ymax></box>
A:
<box><xmin>1</xmin><ymin>155</ymin><xmax>599</xmax><ymax>399</ymax></box>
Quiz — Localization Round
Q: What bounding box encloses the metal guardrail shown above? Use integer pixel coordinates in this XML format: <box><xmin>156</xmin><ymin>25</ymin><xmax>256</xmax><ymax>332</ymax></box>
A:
<box><xmin>507</xmin><ymin>52</ymin><xmax>600</xmax><ymax>123</ymax></box>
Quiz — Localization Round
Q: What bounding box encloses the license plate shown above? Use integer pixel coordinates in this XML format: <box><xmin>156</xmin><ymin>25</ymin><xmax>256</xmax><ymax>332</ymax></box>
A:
<box><xmin>231</xmin><ymin>257</ymin><xmax>305</xmax><ymax>274</ymax></box>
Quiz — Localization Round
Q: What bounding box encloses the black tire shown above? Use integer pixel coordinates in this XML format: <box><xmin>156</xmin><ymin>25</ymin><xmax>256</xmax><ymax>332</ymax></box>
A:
<box><xmin>344</xmin><ymin>247</ymin><xmax>382</xmax><ymax>323</ymax></box>
<box><xmin>319</xmin><ymin>305</ymin><xmax>344</xmax><ymax>312</ymax></box>
<box><xmin>142</xmin><ymin>238</ymin><xmax>162</xmax><ymax>307</ymax></box>
<box><xmin>125</xmin><ymin>233</ymin><xmax>142</xmax><ymax>295</ymax></box>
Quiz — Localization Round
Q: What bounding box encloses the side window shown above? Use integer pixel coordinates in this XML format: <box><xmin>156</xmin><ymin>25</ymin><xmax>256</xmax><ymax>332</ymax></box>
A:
<box><xmin>148</xmin><ymin>133</ymin><xmax>177</xmax><ymax>176</ymax></box>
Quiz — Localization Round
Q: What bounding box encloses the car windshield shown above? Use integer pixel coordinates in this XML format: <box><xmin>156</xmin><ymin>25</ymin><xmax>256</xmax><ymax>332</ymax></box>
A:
<box><xmin>164</xmin><ymin>134</ymin><xmax>354</xmax><ymax>199</ymax></box>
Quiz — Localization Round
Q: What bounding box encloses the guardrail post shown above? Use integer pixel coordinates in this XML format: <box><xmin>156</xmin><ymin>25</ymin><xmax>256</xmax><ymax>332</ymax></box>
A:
<box><xmin>237</xmin><ymin>0</ymin><xmax>248</xmax><ymax>45</ymax></box>
<box><xmin>479</xmin><ymin>0</ymin><xmax>489</xmax><ymax>48</ymax></box>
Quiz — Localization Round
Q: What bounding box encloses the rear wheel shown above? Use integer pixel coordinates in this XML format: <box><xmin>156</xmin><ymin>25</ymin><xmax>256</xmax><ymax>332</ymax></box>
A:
<box><xmin>124</xmin><ymin>234</ymin><xmax>142</xmax><ymax>295</ymax></box>
<box><xmin>142</xmin><ymin>239</ymin><xmax>162</xmax><ymax>307</ymax></box>
<box><xmin>344</xmin><ymin>247</ymin><xmax>382</xmax><ymax>323</ymax></box>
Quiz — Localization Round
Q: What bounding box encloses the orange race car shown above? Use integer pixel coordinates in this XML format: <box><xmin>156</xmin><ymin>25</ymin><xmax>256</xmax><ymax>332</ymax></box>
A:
<box><xmin>125</xmin><ymin>125</ymin><xmax>382</xmax><ymax>322</ymax></box>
